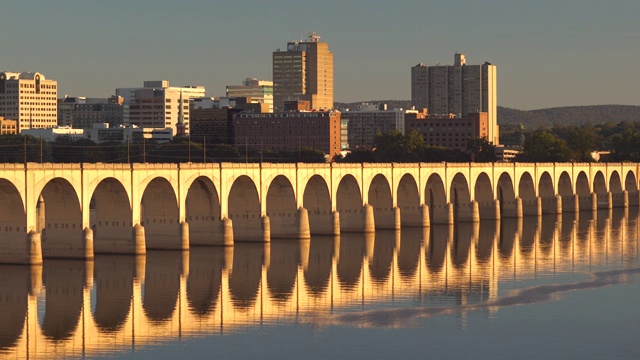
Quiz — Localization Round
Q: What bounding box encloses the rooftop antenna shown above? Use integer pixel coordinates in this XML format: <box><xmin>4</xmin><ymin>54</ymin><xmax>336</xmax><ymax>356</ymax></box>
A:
<box><xmin>308</xmin><ymin>32</ymin><xmax>320</xmax><ymax>42</ymax></box>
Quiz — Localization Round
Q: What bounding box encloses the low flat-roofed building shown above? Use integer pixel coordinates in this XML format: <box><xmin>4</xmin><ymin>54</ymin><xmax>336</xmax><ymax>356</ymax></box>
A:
<box><xmin>233</xmin><ymin>110</ymin><xmax>341</xmax><ymax>157</ymax></box>
<box><xmin>0</xmin><ymin>116</ymin><xmax>17</xmax><ymax>135</ymax></box>
<box><xmin>405</xmin><ymin>111</ymin><xmax>489</xmax><ymax>151</ymax></box>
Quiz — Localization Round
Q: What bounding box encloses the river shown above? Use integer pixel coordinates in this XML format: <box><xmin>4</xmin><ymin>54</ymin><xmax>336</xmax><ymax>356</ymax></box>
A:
<box><xmin>1</xmin><ymin>209</ymin><xmax>639</xmax><ymax>359</ymax></box>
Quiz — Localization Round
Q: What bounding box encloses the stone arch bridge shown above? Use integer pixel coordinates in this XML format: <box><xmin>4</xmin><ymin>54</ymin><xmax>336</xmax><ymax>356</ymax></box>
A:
<box><xmin>0</xmin><ymin>162</ymin><xmax>638</xmax><ymax>264</ymax></box>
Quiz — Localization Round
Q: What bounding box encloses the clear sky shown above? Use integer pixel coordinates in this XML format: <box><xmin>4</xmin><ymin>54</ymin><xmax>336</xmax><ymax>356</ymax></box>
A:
<box><xmin>1</xmin><ymin>0</ymin><xmax>638</xmax><ymax>110</ymax></box>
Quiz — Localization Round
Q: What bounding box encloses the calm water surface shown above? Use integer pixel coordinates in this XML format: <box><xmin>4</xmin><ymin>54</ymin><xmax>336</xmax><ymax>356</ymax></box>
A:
<box><xmin>2</xmin><ymin>209</ymin><xmax>640</xmax><ymax>359</ymax></box>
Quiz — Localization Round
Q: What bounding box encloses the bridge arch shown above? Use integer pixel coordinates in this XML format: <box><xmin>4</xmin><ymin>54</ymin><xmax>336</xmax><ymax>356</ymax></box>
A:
<box><xmin>0</xmin><ymin>179</ymin><xmax>26</xmax><ymax>253</ymax></box>
<box><xmin>92</xmin><ymin>256</ymin><xmax>134</xmax><ymax>333</ymax></box>
<box><xmin>368</xmin><ymin>174</ymin><xmax>394</xmax><ymax>229</ymax></box>
<box><xmin>576</xmin><ymin>172</ymin><xmax>591</xmax><ymax>210</ymax></box>
<box><xmin>558</xmin><ymin>172</ymin><xmax>574</xmax><ymax>212</ymax></box>
<box><xmin>625</xmin><ymin>171</ymin><xmax>638</xmax><ymax>206</ymax></box>
<box><xmin>186</xmin><ymin>176</ymin><xmax>222</xmax><ymax>245</ymax></box>
<box><xmin>303</xmin><ymin>175</ymin><xmax>332</xmax><ymax>235</ymax></box>
<box><xmin>396</xmin><ymin>174</ymin><xmax>420</xmax><ymax>227</ymax></box>
<box><xmin>538</xmin><ymin>172</ymin><xmax>556</xmax><ymax>214</ymax></box>
<box><xmin>38</xmin><ymin>178</ymin><xmax>83</xmax><ymax>258</ymax></box>
<box><xmin>336</xmin><ymin>175</ymin><xmax>363</xmax><ymax>232</ymax></box>
<box><xmin>266</xmin><ymin>175</ymin><xmax>299</xmax><ymax>238</ymax></box>
<box><xmin>187</xmin><ymin>248</ymin><xmax>224</xmax><ymax>316</ymax></box>
<box><xmin>474</xmin><ymin>172</ymin><xmax>494</xmax><ymax>220</ymax></box>
<box><xmin>143</xmin><ymin>252</ymin><xmax>181</xmax><ymax>323</ymax></box>
<box><xmin>609</xmin><ymin>171</ymin><xmax>624</xmax><ymax>207</ymax></box>
<box><xmin>593</xmin><ymin>171</ymin><xmax>608</xmax><ymax>209</ymax></box>
<box><xmin>304</xmin><ymin>236</ymin><xmax>333</xmax><ymax>296</ymax></box>
<box><xmin>450</xmin><ymin>173</ymin><xmax>472</xmax><ymax>222</ymax></box>
<box><xmin>228</xmin><ymin>176</ymin><xmax>261</xmax><ymax>242</ymax></box>
<box><xmin>229</xmin><ymin>243</ymin><xmax>263</xmax><ymax>310</ymax></box>
<box><xmin>91</xmin><ymin>178</ymin><xmax>132</xmax><ymax>254</ymax></box>
<box><xmin>39</xmin><ymin>261</ymin><xmax>85</xmax><ymax>341</ymax></box>
<box><xmin>496</xmin><ymin>172</ymin><xmax>516</xmax><ymax>217</ymax></box>
<box><xmin>425</xmin><ymin>174</ymin><xmax>448</xmax><ymax>224</ymax></box>
<box><xmin>518</xmin><ymin>172</ymin><xmax>537</xmax><ymax>216</ymax></box>
<box><xmin>140</xmin><ymin>177</ymin><xmax>180</xmax><ymax>249</ymax></box>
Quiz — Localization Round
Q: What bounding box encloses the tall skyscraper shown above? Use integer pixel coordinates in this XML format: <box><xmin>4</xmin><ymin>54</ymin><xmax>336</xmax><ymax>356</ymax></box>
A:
<box><xmin>411</xmin><ymin>53</ymin><xmax>498</xmax><ymax>144</ymax></box>
<box><xmin>0</xmin><ymin>72</ymin><xmax>58</xmax><ymax>132</ymax></box>
<box><xmin>272</xmin><ymin>32</ymin><xmax>333</xmax><ymax>112</ymax></box>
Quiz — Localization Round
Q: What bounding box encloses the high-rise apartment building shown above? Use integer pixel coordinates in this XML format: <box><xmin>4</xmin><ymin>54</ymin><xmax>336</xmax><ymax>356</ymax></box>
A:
<box><xmin>272</xmin><ymin>33</ymin><xmax>333</xmax><ymax>112</ymax></box>
<box><xmin>411</xmin><ymin>53</ymin><xmax>498</xmax><ymax>144</ymax></box>
<box><xmin>116</xmin><ymin>80</ymin><xmax>205</xmax><ymax>136</ymax></box>
<box><xmin>0</xmin><ymin>72</ymin><xmax>58</xmax><ymax>132</ymax></box>
<box><xmin>226</xmin><ymin>78</ymin><xmax>273</xmax><ymax>113</ymax></box>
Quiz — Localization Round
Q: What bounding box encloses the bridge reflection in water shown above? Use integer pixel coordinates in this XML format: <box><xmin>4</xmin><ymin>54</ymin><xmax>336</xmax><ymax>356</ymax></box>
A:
<box><xmin>0</xmin><ymin>209</ymin><xmax>638</xmax><ymax>359</ymax></box>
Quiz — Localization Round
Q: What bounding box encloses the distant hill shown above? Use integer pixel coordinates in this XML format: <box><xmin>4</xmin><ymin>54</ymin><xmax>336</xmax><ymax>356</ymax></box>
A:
<box><xmin>335</xmin><ymin>101</ymin><xmax>640</xmax><ymax>129</ymax></box>
<box><xmin>497</xmin><ymin>105</ymin><xmax>640</xmax><ymax>128</ymax></box>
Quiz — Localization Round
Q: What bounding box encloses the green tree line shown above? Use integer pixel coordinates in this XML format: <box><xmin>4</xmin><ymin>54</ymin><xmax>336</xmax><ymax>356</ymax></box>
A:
<box><xmin>0</xmin><ymin>135</ymin><xmax>326</xmax><ymax>164</ymax></box>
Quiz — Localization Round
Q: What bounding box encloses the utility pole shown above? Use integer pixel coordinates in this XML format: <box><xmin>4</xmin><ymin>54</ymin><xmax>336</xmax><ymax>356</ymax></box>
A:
<box><xmin>23</xmin><ymin>136</ymin><xmax>26</xmax><ymax>165</ymax></box>
<box><xmin>39</xmin><ymin>137</ymin><xmax>43</xmax><ymax>163</ymax></box>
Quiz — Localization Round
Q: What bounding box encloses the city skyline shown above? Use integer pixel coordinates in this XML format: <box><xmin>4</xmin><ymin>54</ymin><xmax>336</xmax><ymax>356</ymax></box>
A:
<box><xmin>1</xmin><ymin>0</ymin><xmax>639</xmax><ymax>110</ymax></box>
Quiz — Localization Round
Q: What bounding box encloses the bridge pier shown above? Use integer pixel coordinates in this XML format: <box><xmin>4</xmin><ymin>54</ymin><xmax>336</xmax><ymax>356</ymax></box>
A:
<box><xmin>83</xmin><ymin>227</ymin><xmax>94</xmax><ymax>260</ymax></box>
<box><xmin>222</xmin><ymin>217</ymin><xmax>234</xmax><ymax>245</ymax></box>
<box><xmin>591</xmin><ymin>192</ymin><xmax>598</xmax><ymax>212</ymax></box>
<box><xmin>569</xmin><ymin>194</ymin><xmax>579</xmax><ymax>213</ymax></box>
<box><xmin>492</xmin><ymin>199</ymin><xmax>501</xmax><ymax>220</ymax></box>
<box><xmin>298</xmin><ymin>207</ymin><xmax>311</xmax><ymax>239</ymax></box>
<box><xmin>605</xmin><ymin>191</ymin><xmax>613</xmax><ymax>209</ymax></box>
<box><xmin>261</xmin><ymin>215</ymin><xmax>271</xmax><ymax>242</ymax></box>
<box><xmin>28</xmin><ymin>231</ymin><xmax>43</xmax><ymax>265</ymax></box>
<box><xmin>432</xmin><ymin>203</ymin><xmax>453</xmax><ymax>224</ymax></box>
<box><xmin>180</xmin><ymin>222</ymin><xmax>189</xmax><ymax>250</ymax></box>
<box><xmin>393</xmin><ymin>206</ymin><xmax>401</xmax><ymax>230</ymax></box>
<box><xmin>421</xmin><ymin>204</ymin><xmax>430</xmax><ymax>227</ymax></box>
<box><xmin>133</xmin><ymin>224</ymin><xmax>146</xmax><ymax>255</ymax></box>
<box><xmin>622</xmin><ymin>190</ymin><xmax>629</xmax><ymax>208</ymax></box>
<box><xmin>513</xmin><ymin>197</ymin><xmax>523</xmax><ymax>218</ymax></box>
<box><xmin>363</xmin><ymin>203</ymin><xmax>375</xmax><ymax>233</ymax></box>
<box><xmin>456</xmin><ymin>201</ymin><xmax>479</xmax><ymax>222</ymax></box>
<box><xmin>332</xmin><ymin>211</ymin><xmax>340</xmax><ymax>235</ymax></box>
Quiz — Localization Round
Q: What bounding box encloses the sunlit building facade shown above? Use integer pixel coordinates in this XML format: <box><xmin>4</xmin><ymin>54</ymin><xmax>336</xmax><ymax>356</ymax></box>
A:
<box><xmin>411</xmin><ymin>53</ymin><xmax>498</xmax><ymax>144</ymax></box>
<box><xmin>273</xmin><ymin>33</ymin><xmax>333</xmax><ymax>112</ymax></box>
<box><xmin>0</xmin><ymin>71</ymin><xmax>58</xmax><ymax>132</ymax></box>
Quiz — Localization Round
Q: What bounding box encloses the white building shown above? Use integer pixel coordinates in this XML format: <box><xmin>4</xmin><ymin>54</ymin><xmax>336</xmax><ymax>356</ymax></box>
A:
<box><xmin>116</xmin><ymin>80</ymin><xmax>205</xmax><ymax>135</ymax></box>
<box><xmin>0</xmin><ymin>72</ymin><xmax>58</xmax><ymax>132</ymax></box>
<box><xmin>342</xmin><ymin>103</ymin><xmax>411</xmax><ymax>149</ymax></box>
<box><xmin>22</xmin><ymin>123</ymin><xmax>144</xmax><ymax>144</ymax></box>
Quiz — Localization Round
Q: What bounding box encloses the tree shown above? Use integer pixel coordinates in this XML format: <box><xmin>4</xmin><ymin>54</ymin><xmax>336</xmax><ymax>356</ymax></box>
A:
<box><xmin>373</xmin><ymin>130</ymin><xmax>425</xmax><ymax>162</ymax></box>
<box><xmin>518</xmin><ymin>130</ymin><xmax>571</xmax><ymax>162</ymax></box>
<box><xmin>466</xmin><ymin>137</ymin><xmax>497</xmax><ymax>162</ymax></box>
<box><xmin>611</xmin><ymin>129</ymin><xmax>640</xmax><ymax>162</ymax></box>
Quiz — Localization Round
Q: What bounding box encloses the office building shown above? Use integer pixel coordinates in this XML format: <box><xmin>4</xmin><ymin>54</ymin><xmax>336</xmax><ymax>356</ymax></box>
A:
<box><xmin>233</xmin><ymin>110</ymin><xmax>341</xmax><ymax>156</ymax></box>
<box><xmin>273</xmin><ymin>32</ymin><xmax>333</xmax><ymax>112</ymax></box>
<box><xmin>411</xmin><ymin>53</ymin><xmax>498</xmax><ymax>144</ymax></box>
<box><xmin>226</xmin><ymin>78</ymin><xmax>273</xmax><ymax>113</ymax></box>
<box><xmin>405</xmin><ymin>111</ymin><xmax>489</xmax><ymax>152</ymax></box>
<box><xmin>116</xmin><ymin>80</ymin><xmax>205</xmax><ymax>135</ymax></box>
<box><xmin>342</xmin><ymin>103</ymin><xmax>414</xmax><ymax>149</ymax></box>
<box><xmin>0</xmin><ymin>72</ymin><xmax>58</xmax><ymax>132</ymax></box>
<box><xmin>58</xmin><ymin>95</ymin><xmax>124</xmax><ymax>129</ymax></box>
